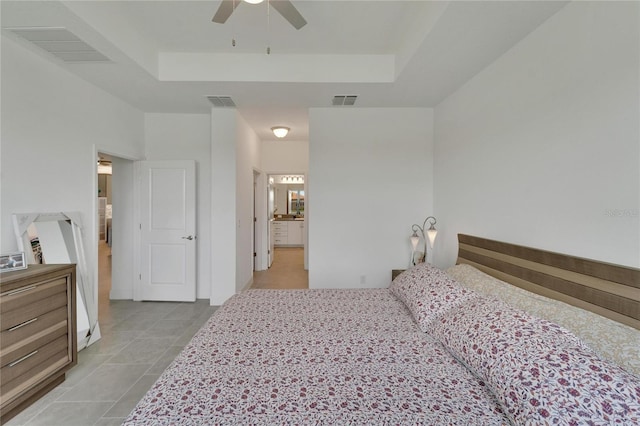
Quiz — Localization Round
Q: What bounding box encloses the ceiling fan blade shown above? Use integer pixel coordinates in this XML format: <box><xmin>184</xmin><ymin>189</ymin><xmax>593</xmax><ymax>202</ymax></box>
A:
<box><xmin>212</xmin><ymin>0</ymin><xmax>241</xmax><ymax>24</ymax></box>
<box><xmin>270</xmin><ymin>0</ymin><xmax>307</xmax><ymax>30</ymax></box>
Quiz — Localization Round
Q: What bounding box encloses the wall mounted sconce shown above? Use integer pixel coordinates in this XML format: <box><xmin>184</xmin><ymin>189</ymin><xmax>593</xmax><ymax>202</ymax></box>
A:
<box><xmin>272</xmin><ymin>126</ymin><xmax>290</xmax><ymax>138</ymax></box>
<box><xmin>410</xmin><ymin>216</ymin><xmax>437</xmax><ymax>266</ymax></box>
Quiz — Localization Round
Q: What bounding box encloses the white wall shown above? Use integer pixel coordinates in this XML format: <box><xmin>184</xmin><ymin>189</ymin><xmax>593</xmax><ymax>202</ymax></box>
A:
<box><xmin>110</xmin><ymin>157</ymin><xmax>136</xmax><ymax>299</ymax></box>
<box><xmin>1</xmin><ymin>37</ymin><xmax>145</xmax><ymax>297</ymax></box>
<box><xmin>434</xmin><ymin>1</ymin><xmax>640</xmax><ymax>268</ymax></box>
<box><xmin>210</xmin><ymin>109</ymin><xmax>237</xmax><ymax>304</ymax></box>
<box><xmin>261</xmin><ymin>140</ymin><xmax>309</xmax><ymax>173</ymax></box>
<box><xmin>144</xmin><ymin>113</ymin><xmax>212</xmax><ymax>298</ymax></box>
<box><xmin>309</xmin><ymin>108</ymin><xmax>434</xmax><ymax>288</ymax></box>
<box><xmin>235</xmin><ymin>115</ymin><xmax>261</xmax><ymax>291</ymax></box>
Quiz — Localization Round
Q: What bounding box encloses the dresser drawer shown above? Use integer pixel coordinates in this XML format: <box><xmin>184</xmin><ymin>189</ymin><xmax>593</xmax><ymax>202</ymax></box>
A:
<box><xmin>1</xmin><ymin>332</ymin><xmax>68</xmax><ymax>383</ymax></box>
<box><xmin>0</xmin><ymin>320</ymin><xmax>67</xmax><ymax>370</ymax></box>
<box><xmin>272</xmin><ymin>222</ymin><xmax>287</xmax><ymax>231</ymax></box>
<box><xmin>1</xmin><ymin>307</ymin><xmax>68</xmax><ymax>356</ymax></box>
<box><xmin>1</xmin><ymin>279</ymin><xmax>68</xmax><ymax>330</ymax></box>
<box><xmin>1</xmin><ymin>336</ymin><xmax>70</xmax><ymax>406</ymax></box>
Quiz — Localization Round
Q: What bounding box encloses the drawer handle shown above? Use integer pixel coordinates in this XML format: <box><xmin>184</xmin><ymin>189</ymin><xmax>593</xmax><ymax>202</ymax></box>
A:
<box><xmin>9</xmin><ymin>350</ymin><xmax>38</xmax><ymax>367</ymax></box>
<box><xmin>3</xmin><ymin>285</ymin><xmax>37</xmax><ymax>297</ymax></box>
<box><xmin>8</xmin><ymin>317</ymin><xmax>38</xmax><ymax>331</ymax></box>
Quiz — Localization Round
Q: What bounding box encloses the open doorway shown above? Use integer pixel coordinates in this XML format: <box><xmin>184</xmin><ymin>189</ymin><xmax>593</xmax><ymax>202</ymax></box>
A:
<box><xmin>95</xmin><ymin>152</ymin><xmax>137</xmax><ymax>323</ymax></box>
<box><xmin>97</xmin><ymin>153</ymin><xmax>113</xmax><ymax>316</ymax></box>
<box><xmin>252</xmin><ymin>173</ymin><xmax>308</xmax><ymax>289</ymax></box>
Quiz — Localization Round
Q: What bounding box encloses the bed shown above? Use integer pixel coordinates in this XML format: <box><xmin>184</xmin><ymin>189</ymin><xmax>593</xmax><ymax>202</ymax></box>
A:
<box><xmin>124</xmin><ymin>235</ymin><xmax>640</xmax><ymax>425</ymax></box>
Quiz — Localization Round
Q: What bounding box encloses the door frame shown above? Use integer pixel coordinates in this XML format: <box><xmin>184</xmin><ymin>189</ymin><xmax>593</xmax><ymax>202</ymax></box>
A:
<box><xmin>91</xmin><ymin>145</ymin><xmax>141</xmax><ymax>341</ymax></box>
<box><xmin>253</xmin><ymin>169</ymin><xmax>268</xmax><ymax>271</ymax></box>
<box><xmin>259</xmin><ymin>171</ymin><xmax>308</xmax><ymax>270</ymax></box>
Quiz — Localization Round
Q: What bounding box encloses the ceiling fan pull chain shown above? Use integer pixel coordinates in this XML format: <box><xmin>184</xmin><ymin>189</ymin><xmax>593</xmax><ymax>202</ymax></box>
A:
<box><xmin>232</xmin><ymin>0</ymin><xmax>237</xmax><ymax>47</ymax></box>
<box><xmin>266</xmin><ymin>0</ymin><xmax>271</xmax><ymax>54</ymax></box>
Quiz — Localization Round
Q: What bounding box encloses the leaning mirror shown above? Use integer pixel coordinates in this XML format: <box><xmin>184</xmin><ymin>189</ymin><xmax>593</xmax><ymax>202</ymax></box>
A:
<box><xmin>12</xmin><ymin>212</ymin><xmax>100</xmax><ymax>350</ymax></box>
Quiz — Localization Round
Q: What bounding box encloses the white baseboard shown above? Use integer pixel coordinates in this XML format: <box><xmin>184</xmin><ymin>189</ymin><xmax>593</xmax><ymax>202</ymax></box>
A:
<box><xmin>240</xmin><ymin>277</ymin><xmax>253</xmax><ymax>292</ymax></box>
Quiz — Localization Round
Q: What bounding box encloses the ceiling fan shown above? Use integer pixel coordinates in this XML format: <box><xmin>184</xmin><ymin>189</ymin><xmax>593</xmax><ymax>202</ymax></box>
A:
<box><xmin>212</xmin><ymin>0</ymin><xmax>307</xmax><ymax>30</ymax></box>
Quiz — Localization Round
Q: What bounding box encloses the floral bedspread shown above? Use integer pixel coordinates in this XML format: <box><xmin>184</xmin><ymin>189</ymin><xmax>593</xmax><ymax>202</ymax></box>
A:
<box><xmin>124</xmin><ymin>289</ymin><xmax>509</xmax><ymax>425</ymax></box>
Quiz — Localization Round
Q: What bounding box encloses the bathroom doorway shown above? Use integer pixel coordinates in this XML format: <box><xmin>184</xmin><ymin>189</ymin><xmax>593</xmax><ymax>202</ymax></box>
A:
<box><xmin>252</xmin><ymin>173</ymin><xmax>308</xmax><ymax>289</ymax></box>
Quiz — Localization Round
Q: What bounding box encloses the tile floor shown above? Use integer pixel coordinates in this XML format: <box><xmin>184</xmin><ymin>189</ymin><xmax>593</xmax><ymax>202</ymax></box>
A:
<box><xmin>6</xmin><ymin>245</ymin><xmax>304</xmax><ymax>425</ymax></box>
<box><xmin>6</xmin><ymin>242</ymin><xmax>217</xmax><ymax>426</ymax></box>
<box><xmin>6</xmin><ymin>299</ymin><xmax>218</xmax><ymax>426</ymax></box>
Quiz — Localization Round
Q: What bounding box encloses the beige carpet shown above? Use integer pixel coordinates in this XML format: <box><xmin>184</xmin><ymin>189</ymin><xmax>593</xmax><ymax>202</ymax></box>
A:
<box><xmin>252</xmin><ymin>247</ymin><xmax>308</xmax><ymax>289</ymax></box>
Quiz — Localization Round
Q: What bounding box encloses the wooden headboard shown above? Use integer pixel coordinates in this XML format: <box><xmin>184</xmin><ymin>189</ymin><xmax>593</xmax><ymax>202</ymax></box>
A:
<box><xmin>456</xmin><ymin>234</ymin><xmax>640</xmax><ymax>329</ymax></box>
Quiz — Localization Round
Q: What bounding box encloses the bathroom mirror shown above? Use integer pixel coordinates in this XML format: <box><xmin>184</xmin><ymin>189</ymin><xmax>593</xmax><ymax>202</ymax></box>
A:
<box><xmin>12</xmin><ymin>212</ymin><xmax>100</xmax><ymax>350</ymax></box>
<box><xmin>288</xmin><ymin>190</ymin><xmax>305</xmax><ymax>216</ymax></box>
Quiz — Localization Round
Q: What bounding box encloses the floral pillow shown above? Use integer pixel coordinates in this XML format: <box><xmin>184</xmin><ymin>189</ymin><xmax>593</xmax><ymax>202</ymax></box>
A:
<box><xmin>389</xmin><ymin>262</ymin><xmax>477</xmax><ymax>332</ymax></box>
<box><xmin>430</xmin><ymin>297</ymin><xmax>640</xmax><ymax>424</ymax></box>
<box><xmin>446</xmin><ymin>263</ymin><xmax>640</xmax><ymax>376</ymax></box>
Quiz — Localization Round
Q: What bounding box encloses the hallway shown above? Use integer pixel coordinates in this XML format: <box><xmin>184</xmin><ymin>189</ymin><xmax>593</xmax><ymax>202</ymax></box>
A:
<box><xmin>98</xmin><ymin>240</ymin><xmax>112</xmax><ymax>322</ymax></box>
<box><xmin>251</xmin><ymin>247</ymin><xmax>308</xmax><ymax>289</ymax></box>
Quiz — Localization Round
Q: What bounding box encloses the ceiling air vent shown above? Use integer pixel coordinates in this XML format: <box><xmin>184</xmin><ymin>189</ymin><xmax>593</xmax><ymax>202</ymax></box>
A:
<box><xmin>207</xmin><ymin>96</ymin><xmax>236</xmax><ymax>107</ymax></box>
<box><xmin>7</xmin><ymin>27</ymin><xmax>111</xmax><ymax>62</ymax></box>
<box><xmin>332</xmin><ymin>95</ymin><xmax>357</xmax><ymax>106</ymax></box>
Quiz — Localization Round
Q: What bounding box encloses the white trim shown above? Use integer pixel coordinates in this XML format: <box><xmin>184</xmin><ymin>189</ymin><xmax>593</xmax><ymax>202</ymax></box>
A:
<box><xmin>253</xmin><ymin>169</ymin><xmax>269</xmax><ymax>271</ymax></box>
<box><xmin>133</xmin><ymin>161</ymin><xmax>142</xmax><ymax>301</ymax></box>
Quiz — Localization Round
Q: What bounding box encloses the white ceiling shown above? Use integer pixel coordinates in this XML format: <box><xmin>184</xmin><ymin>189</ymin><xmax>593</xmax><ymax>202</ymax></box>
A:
<box><xmin>1</xmin><ymin>0</ymin><xmax>568</xmax><ymax>141</ymax></box>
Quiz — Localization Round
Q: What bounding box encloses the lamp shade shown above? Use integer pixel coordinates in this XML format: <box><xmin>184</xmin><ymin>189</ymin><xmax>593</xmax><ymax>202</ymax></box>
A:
<box><xmin>272</xmin><ymin>127</ymin><xmax>290</xmax><ymax>138</ymax></box>
<box><xmin>410</xmin><ymin>233</ymin><xmax>420</xmax><ymax>250</ymax></box>
<box><xmin>426</xmin><ymin>228</ymin><xmax>437</xmax><ymax>249</ymax></box>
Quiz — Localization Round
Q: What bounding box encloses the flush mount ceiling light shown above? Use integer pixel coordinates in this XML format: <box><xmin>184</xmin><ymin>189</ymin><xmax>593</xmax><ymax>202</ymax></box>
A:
<box><xmin>272</xmin><ymin>127</ymin><xmax>290</xmax><ymax>138</ymax></box>
<box><xmin>244</xmin><ymin>0</ymin><xmax>264</xmax><ymax>4</ymax></box>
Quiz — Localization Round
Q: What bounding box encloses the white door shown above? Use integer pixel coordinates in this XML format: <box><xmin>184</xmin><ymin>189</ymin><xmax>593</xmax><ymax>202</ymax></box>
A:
<box><xmin>136</xmin><ymin>160</ymin><xmax>196</xmax><ymax>302</ymax></box>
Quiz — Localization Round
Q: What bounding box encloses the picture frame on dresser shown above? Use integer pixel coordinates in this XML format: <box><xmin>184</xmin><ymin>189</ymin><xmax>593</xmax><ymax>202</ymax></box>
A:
<box><xmin>0</xmin><ymin>252</ymin><xmax>27</xmax><ymax>272</ymax></box>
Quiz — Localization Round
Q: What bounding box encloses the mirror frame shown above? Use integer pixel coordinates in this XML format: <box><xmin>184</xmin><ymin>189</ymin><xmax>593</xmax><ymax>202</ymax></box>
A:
<box><xmin>12</xmin><ymin>212</ymin><xmax>100</xmax><ymax>350</ymax></box>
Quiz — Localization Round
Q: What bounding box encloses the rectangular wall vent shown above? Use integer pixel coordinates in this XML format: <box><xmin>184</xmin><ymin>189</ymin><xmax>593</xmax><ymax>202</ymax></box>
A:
<box><xmin>207</xmin><ymin>96</ymin><xmax>236</xmax><ymax>107</ymax></box>
<box><xmin>332</xmin><ymin>95</ymin><xmax>358</xmax><ymax>106</ymax></box>
<box><xmin>7</xmin><ymin>27</ymin><xmax>111</xmax><ymax>62</ymax></box>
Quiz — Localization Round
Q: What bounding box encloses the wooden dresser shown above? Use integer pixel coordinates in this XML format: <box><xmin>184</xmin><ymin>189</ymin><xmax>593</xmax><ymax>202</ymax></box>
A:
<box><xmin>392</xmin><ymin>269</ymin><xmax>406</xmax><ymax>281</ymax></box>
<box><xmin>0</xmin><ymin>264</ymin><xmax>77</xmax><ymax>422</ymax></box>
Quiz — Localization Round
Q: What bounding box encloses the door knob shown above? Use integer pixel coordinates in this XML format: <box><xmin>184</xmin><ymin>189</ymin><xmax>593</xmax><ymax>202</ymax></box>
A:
<box><xmin>181</xmin><ymin>235</ymin><xmax>194</xmax><ymax>240</ymax></box>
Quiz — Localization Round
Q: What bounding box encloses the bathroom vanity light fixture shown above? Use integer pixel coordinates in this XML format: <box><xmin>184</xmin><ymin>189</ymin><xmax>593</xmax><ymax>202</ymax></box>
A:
<box><xmin>410</xmin><ymin>216</ymin><xmax>437</xmax><ymax>266</ymax></box>
<box><xmin>272</xmin><ymin>126</ymin><xmax>290</xmax><ymax>138</ymax></box>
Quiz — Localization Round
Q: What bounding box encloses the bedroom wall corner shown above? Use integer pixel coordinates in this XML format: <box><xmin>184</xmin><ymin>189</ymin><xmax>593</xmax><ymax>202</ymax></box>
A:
<box><xmin>235</xmin><ymin>114</ymin><xmax>261</xmax><ymax>293</ymax></box>
<box><xmin>308</xmin><ymin>107</ymin><xmax>434</xmax><ymax>289</ymax></box>
<box><xmin>433</xmin><ymin>1</ymin><xmax>640</xmax><ymax>268</ymax></box>
<box><xmin>211</xmin><ymin>109</ymin><xmax>238</xmax><ymax>305</ymax></box>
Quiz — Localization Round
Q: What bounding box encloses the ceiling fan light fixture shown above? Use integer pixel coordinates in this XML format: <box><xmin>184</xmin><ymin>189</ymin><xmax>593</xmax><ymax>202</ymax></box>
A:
<box><xmin>212</xmin><ymin>0</ymin><xmax>306</xmax><ymax>29</ymax></box>
<box><xmin>272</xmin><ymin>127</ymin><xmax>290</xmax><ymax>138</ymax></box>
